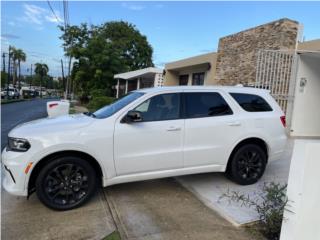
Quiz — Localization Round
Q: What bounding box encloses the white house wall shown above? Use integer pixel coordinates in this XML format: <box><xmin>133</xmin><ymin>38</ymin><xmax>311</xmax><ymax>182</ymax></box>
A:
<box><xmin>290</xmin><ymin>54</ymin><xmax>320</xmax><ymax>137</ymax></box>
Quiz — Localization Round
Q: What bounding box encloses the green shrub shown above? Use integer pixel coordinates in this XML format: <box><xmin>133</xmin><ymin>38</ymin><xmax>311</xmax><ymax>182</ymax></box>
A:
<box><xmin>90</xmin><ymin>89</ymin><xmax>107</xmax><ymax>98</ymax></box>
<box><xmin>220</xmin><ymin>182</ymin><xmax>289</xmax><ymax>240</ymax></box>
<box><xmin>87</xmin><ymin>96</ymin><xmax>115</xmax><ymax>112</ymax></box>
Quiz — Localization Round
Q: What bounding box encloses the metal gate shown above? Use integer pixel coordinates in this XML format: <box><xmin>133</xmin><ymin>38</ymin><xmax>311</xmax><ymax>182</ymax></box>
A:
<box><xmin>254</xmin><ymin>49</ymin><xmax>295</xmax><ymax>113</ymax></box>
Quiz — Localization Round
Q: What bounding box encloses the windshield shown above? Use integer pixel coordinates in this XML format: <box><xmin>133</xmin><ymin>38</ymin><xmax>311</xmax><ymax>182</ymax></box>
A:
<box><xmin>93</xmin><ymin>92</ymin><xmax>145</xmax><ymax>119</ymax></box>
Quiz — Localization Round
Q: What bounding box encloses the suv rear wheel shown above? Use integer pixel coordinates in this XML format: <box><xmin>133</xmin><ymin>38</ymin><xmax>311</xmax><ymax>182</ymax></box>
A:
<box><xmin>35</xmin><ymin>156</ymin><xmax>97</xmax><ymax>210</ymax></box>
<box><xmin>227</xmin><ymin>144</ymin><xmax>267</xmax><ymax>185</ymax></box>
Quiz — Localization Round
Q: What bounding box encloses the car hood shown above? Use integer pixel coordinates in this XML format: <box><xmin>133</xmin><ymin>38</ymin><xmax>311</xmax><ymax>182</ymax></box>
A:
<box><xmin>9</xmin><ymin>113</ymin><xmax>95</xmax><ymax>138</ymax></box>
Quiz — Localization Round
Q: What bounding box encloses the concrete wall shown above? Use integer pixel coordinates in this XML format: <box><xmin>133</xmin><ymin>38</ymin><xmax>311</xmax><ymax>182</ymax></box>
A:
<box><xmin>280</xmin><ymin>139</ymin><xmax>320</xmax><ymax>240</ymax></box>
<box><xmin>290</xmin><ymin>53</ymin><xmax>320</xmax><ymax>137</ymax></box>
<box><xmin>214</xmin><ymin>18</ymin><xmax>299</xmax><ymax>86</ymax></box>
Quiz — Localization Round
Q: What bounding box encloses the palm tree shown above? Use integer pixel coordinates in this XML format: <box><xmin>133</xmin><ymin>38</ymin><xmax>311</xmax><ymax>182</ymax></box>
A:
<box><xmin>34</xmin><ymin>63</ymin><xmax>49</xmax><ymax>98</ymax></box>
<box><xmin>11</xmin><ymin>47</ymin><xmax>18</xmax><ymax>87</ymax></box>
<box><xmin>11</xmin><ymin>48</ymin><xmax>26</xmax><ymax>89</ymax></box>
<box><xmin>16</xmin><ymin>49</ymin><xmax>26</xmax><ymax>89</ymax></box>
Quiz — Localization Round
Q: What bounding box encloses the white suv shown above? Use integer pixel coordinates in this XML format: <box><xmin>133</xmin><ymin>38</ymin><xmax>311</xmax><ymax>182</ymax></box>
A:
<box><xmin>2</xmin><ymin>86</ymin><xmax>287</xmax><ymax>210</ymax></box>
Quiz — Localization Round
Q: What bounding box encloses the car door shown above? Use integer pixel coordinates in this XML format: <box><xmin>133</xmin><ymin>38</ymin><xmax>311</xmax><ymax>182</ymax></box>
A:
<box><xmin>183</xmin><ymin>91</ymin><xmax>241</xmax><ymax>167</ymax></box>
<box><xmin>114</xmin><ymin>92</ymin><xmax>184</xmax><ymax>176</ymax></box>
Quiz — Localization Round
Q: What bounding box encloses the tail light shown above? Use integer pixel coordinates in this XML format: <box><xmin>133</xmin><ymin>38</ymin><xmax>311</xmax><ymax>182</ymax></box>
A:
<box><xmin>280</xmin><ymin>116</ymin><xmax>286</xmax><ymax>127</ymax></box>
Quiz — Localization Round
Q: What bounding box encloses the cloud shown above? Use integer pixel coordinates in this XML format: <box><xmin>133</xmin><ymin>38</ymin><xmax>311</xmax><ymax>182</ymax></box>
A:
<box><xmin>1</xmin><ymin>34</ymin><xmax>20</xmax><ymax>39</ymax></box>
<box><xmin>21</xmin><ymin>3</ymin><xmax>62</xmax><ymax>27</ymax></box>
<box><xmin>121</xmin><ymin>2</ymin><xmax>145</xmax><ymax>11</ymax></box>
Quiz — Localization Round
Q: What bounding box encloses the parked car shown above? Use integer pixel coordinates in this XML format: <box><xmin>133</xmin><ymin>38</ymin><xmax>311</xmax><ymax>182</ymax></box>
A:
<box><xmin>2</xmin><ymin>86</ymin><xmax>287</xmax><ymax>210</ymax></box>
<box><xmin>1</xmin><ymin>87</ymin><xmax>20</xmax><ymax>99</ymax></box>
<box><xmin>1</xmin><ymin>88</ymin><xmax>6</xmax><ymax>98</ymax></box>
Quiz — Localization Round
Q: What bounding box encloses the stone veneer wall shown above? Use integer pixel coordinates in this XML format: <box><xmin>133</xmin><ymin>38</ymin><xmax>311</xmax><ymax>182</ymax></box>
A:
<box><xmin>214</xmin><ymin>18</ymin><xmax>299</xmax><ymax>86</ymax></box>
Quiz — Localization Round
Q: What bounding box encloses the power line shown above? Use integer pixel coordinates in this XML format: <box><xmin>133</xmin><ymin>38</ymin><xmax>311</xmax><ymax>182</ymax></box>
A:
<box><xmin>46</xmin><ymin>0</ymin><xmax>61</xmax><ymax>24</ymax></box>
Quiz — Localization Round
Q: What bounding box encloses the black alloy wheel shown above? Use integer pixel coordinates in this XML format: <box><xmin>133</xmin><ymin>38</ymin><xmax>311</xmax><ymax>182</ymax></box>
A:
<box><xmin>36</xmin><ymin>156</ymin><xmax>97</xmax><ymax>210</ymax></box>
<box><xmin>227</xmin><ymin>144</ymin><xmax>267</xmax><ymax>185</ymax></box>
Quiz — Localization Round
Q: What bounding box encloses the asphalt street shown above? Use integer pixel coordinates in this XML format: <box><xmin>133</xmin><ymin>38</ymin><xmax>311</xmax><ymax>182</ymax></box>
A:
<box><xmin>1</xmin><ymin>98</ymin><xmax>57</xmax><ymax>150</ymax></box>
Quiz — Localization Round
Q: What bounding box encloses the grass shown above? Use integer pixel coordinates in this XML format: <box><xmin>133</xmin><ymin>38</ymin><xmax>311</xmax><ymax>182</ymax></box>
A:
<box><xmin>1</xmin><ymin>98</ymin><xmax>26</xmax><ymax>104</ymax></box>
<box><xmin>102</xmin><ymin>231</ymin><xmax>121</xmax><ymax>240</ymax></box>
<box><xmin>244</xmin><ymin>224</ymin><xmax>267</xmax><ymax>240</ymax></box>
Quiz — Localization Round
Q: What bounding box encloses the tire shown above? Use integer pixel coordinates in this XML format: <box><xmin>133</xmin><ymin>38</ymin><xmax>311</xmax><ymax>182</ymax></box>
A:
<box><xmin>226</xmin><ymin>144</ymin><xmax>267</xmax><ymax>185</ymax></box>
<box><xmin>35</xmin><ymin>156</ymin><xmax>97</xmax><ymax>210</ymax></box>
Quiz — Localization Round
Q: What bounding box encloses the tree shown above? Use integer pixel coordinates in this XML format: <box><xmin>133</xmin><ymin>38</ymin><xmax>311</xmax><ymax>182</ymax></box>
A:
<box><xmin>1</xmin><ymin>71</ymin><xmax>8</xmax><ymax>88</ymax></box>
<box><xmin>11</xmin><ymin>47</ymin><xmax>26</xmax><ymax>89</ymax></box>
<box><xmin>60</xmin><ymin>21</ymin><xmax>154</xmax><ymax>98</ymax></box>
<box><xmin>34</xmin><ymin>63</ymin><xmax>49</xmax><ymax>98</ymax></box>
<box><xmin>16</xmin><ymin>49</ymin><xmax>26</xmax><ymax>89</ymax></box>
<box><xmin>11</xmin><ymin>47</ymin><xmax>18</xmax><ymax>86</ymax></box>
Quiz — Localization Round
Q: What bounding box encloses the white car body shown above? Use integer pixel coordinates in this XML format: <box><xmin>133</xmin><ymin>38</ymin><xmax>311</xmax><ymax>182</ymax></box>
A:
<box><xmin>2</xmin><ymin>86</ymin><xmax>287</xmax><ymax>197</ymax></box>
<box><xmin>1</xmin><ymin>88</ymin><xmax>19</xmax><ymax>98</ymax></box>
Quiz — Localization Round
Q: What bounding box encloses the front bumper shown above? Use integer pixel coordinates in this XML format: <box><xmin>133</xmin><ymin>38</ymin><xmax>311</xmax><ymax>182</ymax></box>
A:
<box><xmin>2</xmin><ymin>147</ymin><xmax>31</xmax><ymax>196</ymax></box>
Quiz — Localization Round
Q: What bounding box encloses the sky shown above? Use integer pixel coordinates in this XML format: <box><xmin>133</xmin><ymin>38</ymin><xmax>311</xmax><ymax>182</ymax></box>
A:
<box><xmin>1</xmin><ymin>1</ymin><xmax>320</xmax><ymax>77</ymax></box>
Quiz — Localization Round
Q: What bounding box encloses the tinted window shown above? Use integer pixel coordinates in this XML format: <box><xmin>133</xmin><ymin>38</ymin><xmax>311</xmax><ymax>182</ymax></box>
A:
<box><xmin>230</xmin><ymin>93</ymin><xmax>272</xmax><ymax>112</ymax></box>
<box><xmin>94</xmin><ymin>92</ymin><xmax>144</xmax><ymax>119</ymax></box>
<box><xmin>185</xmin><ymin>92</ymin><xmax>232</xmax><ymax>118</ymax></box>
<box><xmin>134</xmin><ymin>93</ymin><xmax>180</xmax><ymax>122</ymax></box>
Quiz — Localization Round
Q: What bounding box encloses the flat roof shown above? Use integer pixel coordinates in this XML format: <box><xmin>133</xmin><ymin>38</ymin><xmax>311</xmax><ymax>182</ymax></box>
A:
<box><xmin>114</xmin><ymin>67</ymin><xmax>163</xmax><ymax>80</ymax></box>
<box><xmin>165</xmin><ymin>52</ymin><xmax>216</xmax><ymax>70</ymax></box>
<box><xmin>298</xmin><ymin>39</ymin><xmax>320</xmax><ymax>51</ymax></box>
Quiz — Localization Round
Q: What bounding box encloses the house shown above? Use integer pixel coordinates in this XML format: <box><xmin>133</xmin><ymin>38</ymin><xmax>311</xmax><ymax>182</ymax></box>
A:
<box><xmin>164</xmin><ymin>18</ymin><xmax>300</xmax><ymax>87</ymax></box>
<box><xmin>164</xmin><ymin>52</ymin><xmax>217</xmax><ymax>86</ymax></box>
<box><xmin>114</xmin><ymin>67</ymin><xmax>163</xmax><ymax>98</ymax></box>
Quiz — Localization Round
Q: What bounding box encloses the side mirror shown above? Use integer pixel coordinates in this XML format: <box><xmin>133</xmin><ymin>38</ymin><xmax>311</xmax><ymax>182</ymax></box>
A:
<box><xmin>123</xmin><ymin>110</ymin><xmax>143</xmax><ymax>123</ymax></box>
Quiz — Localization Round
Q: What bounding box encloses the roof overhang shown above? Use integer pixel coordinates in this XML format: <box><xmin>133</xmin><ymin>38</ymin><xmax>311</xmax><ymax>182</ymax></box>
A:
<box><xmin>166</xmin><ymin>62</ymin><xmax>211</xmax><ymax>72</ymax></box>
<box><xmin>165</xmin><ymin>52</ymin><xmax>216</xmax><ymax>71</ymax></box>
<box><xmin>297</xmin><ymin>50</ymin><xmax>320</xmax><ymax>60</ymax></box>
<box><xmin>114</xmin><ymin>67</ymin><xmax>163</xmax><ymax>80</ymax></box>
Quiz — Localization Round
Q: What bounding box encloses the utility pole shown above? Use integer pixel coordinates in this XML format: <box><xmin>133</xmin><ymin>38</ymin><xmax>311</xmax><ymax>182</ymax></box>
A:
<box><xmin>30</xmin><ymin>64</ymin><xmax>33</xmax><ymax>89</ymax></box>
<box><xmin>61</xmin><ymin>59</ymin><xmax>66</xmax><ymax>98</ymax></box>
<box><xmin>2</xmin><ymin>53</ymin><xmax>5</xmax><ymax>73</ymax></box>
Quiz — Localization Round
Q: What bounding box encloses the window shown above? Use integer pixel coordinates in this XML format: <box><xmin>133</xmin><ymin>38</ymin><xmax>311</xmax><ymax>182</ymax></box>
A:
<box><xmin>230</xmin><ymin>93</ymin><xmax>273</xmax><ymax>112</ymax></box>
<box><xmin>185</xmin><ymin>92</ymin><xmax>233</xmax><ymax>118</ymax></box>
<box><xmin>192</xmin><ymin>72</ymin><xmax>205</xmax><ymax>85</ymax></box>
<box><xmin>179</xmin><ymin>75</ymin><xmax>189</xmax><ymax>86</ymax></box>
<box><xmin>94</xmin><ymin>92</ymin><xmax>144</xmax><ymax>119</ymax></box>
<box><xmin>134</xmin><ymin>93</ymin><xmax>181</xmax><ymax>122</ymax></box>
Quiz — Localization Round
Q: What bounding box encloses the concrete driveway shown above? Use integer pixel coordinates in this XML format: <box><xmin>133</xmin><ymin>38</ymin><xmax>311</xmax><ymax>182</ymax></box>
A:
<box><xmin>104</xmin><ymin>178</ymin><xmax>262</xmax><ymax>240</ymax></box>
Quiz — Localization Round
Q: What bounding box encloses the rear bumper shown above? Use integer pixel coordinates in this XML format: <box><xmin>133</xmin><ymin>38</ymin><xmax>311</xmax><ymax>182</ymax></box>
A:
<box><xmin>268</xmin><ymin>134</ymin><xmax>288</xmax><ymax>162</ymax></box>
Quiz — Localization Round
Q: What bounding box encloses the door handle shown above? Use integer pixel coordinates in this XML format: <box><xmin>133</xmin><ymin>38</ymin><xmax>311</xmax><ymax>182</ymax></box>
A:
<box><xmin>227</xmin><ymin>121</ymin><xmax>241</xmax><ymax>126</ymax></box>
<box><xmin>166</xmin><ymin>126</ymin><xmax>181</xmax><ymax>131</ymax></box>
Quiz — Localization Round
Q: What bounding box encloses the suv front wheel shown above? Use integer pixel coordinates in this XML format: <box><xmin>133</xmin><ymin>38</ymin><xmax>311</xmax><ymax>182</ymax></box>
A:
<box><xmin>35</xmin><ymin>156</ymin><xmax>97</xmax><ymax>210</ymax></box>
<box><xmin>227</xmin><ymin>144</ymin><xmax>267</xmax><ymax>185</ymax></box>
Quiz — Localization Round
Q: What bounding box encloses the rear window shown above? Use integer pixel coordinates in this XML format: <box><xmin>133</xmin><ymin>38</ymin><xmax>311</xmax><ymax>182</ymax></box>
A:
<box><xmin>230</xmin><ymin>93</ymin><xmax>272</xmax><ymax>112</ymax></box>
<box><xmin>185</xmin><ymin>92</ymin><xmax>233</xmax><ymax>118</ymax></box>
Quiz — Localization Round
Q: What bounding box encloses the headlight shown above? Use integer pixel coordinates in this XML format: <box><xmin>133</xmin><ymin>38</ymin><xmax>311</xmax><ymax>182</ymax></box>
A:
<box><xmin>7</xmin><ymin>137</ymin><xmax>31</xmax><ymax>152</ymax></box>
